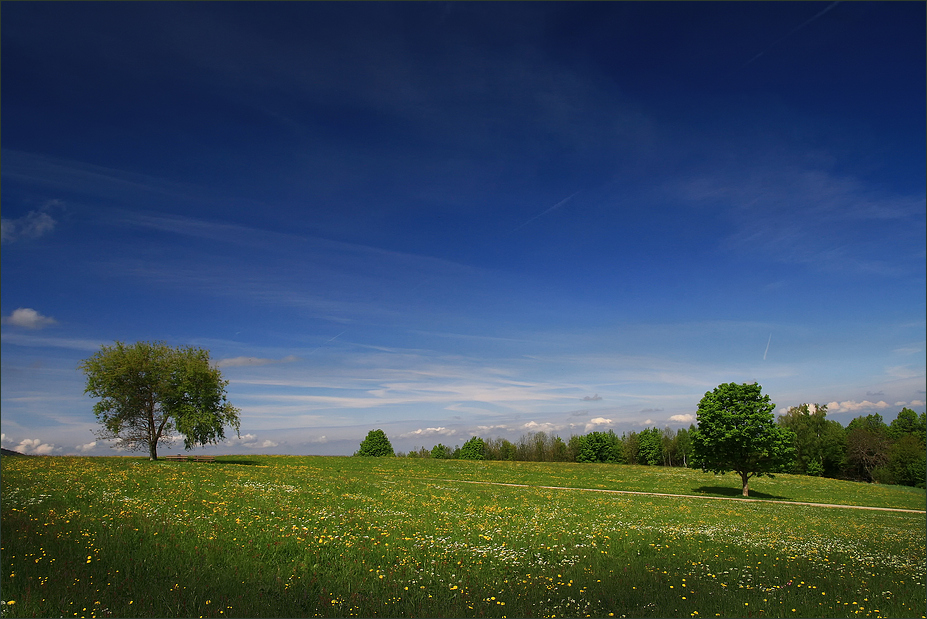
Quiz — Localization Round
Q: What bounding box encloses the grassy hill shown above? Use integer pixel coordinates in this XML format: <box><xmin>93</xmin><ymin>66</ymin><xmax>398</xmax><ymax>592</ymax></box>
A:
<box><xmin>1</xmin><ymin>455</ymin><xmax>924</xmax><ymax>618</ymax></box>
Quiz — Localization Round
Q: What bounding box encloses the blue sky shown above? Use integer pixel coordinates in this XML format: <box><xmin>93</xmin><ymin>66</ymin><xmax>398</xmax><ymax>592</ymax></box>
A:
<box><xmin>2</xmin><ymin>2</ymin><xmax>924</xmax><ymax>456</ymax></box>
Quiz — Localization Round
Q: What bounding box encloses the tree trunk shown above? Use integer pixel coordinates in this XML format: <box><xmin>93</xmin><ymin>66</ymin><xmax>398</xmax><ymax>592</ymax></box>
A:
<box><xmin>740</xmin><ymin>471</ymin><xmax>750</xmax><ymax>497</ymax></box>
<box><xmin>148</xmin><ymin>396</ymin><xmax>158</xmax><ymax>460</ymax></box>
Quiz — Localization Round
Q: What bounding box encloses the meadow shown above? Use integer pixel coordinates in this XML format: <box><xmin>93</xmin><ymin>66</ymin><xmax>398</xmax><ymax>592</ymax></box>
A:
<box><xmin>1</xmin><ymin>455</ymin><xmax>924</xmax><ymax>618</ymax></box>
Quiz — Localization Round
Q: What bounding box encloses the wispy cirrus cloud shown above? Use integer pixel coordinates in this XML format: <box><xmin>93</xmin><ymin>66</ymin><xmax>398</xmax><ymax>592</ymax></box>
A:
<box><xmin>216</xmin><ymin>355</ymin><xmax>301</xmax><ymax>368</ymax></box>
<box><xmin>0</xmin><ymin>331</ymin><xmax>102</xmax><ymax>350</ymax></box>
<box><xmin>1</xmin><ymin>209</ymin><xmax>57</xmax><ymax>242</ymax></box>
<box><xmin>103</xmin><ymin>211</ymin><xmax>502</xmax><ymax>327</ymax></box>
<box><xmin>2</xmin><ymin>150</ymin><xmax>205</xmax><ymax>204</ymax></box>
<box><xmin>673</xmin><ymin>165</ymin><xmax>924</xmax><ymax>275</ymax></box>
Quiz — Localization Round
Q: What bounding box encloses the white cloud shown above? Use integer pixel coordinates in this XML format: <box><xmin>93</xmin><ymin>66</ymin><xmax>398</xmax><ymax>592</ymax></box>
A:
<box><xmin>227</xmin><ymin>433</ymin><xmax>279</xmax><ymax>449</ymax></box>
<box><xmin>400</xmin><ymin>427</ymin><xmax>456</xmax><ymax>438</ymax></box>
<box><xmin>584</xmin><ymin>417</ymin><xmax>613</xmax><ymax>432</ymax></box>
<box><xmin>910</xmin><ymin>400</ymin><xmax>926</xmax><ymax>408</ymax></box>
<box><xmin>1</xmin><ymin>210</ymin><xmax>56</xmax><ymax>242</ymax></box>
<box><xmin>669</xmin><ymin>414</ymin><xmax>695</xmax><ymax>423</ymax></box>
<box><xmin>76</xmin><ymin>442</ymin><xmax>97</xmax><ymax>453</ymax></box>
<box><xmin>475</xmin><ymin>424</ymin><xmax>511</xmax><ymax>433</ymax></box>
<box><xmin>2</xmin><ymin>308</ymin><xmax>58</xmax><ymax>330</ymax></box>
<box><xmin>216</xmin><ymin>355</ymin><xmax>300</xmax><ymax>368</ymax></box>
<box><xmin>827</xmin><ymin>400</ymin><xmax>890</xmax><ymax>413</ymax></box>
<box><xmin>15</xmin><ymin>438</ymin><xmax>58</xmax><ymax>455</ymax></box>
<box><xmin>522</xmin><ymin>421</ymin><xmax>561</xmax><ymax>433</ymax></box>
<box><xmin>225</xmin><ymin>433</ymin><xmax>257</xmax><ymax>446</ymax></box>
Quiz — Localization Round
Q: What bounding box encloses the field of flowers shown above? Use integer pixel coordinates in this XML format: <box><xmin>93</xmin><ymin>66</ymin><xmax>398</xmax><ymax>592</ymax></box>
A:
<box><xmin>1</xmin><ymin>455</ymin><xmax>924</xmax><ymax>618</ymax></box>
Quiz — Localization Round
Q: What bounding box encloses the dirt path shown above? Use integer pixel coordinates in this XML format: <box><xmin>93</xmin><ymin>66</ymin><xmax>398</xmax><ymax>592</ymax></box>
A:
<box><xmin>432</xmin><ymin>478</ymin><xmax>926</xmax><ymax>514</ymax></box>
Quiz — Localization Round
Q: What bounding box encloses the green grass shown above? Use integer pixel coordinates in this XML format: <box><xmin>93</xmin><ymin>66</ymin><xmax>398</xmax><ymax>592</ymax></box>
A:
<box><xmin>354</xmin><ymin>457</ymin><xmax>927</xmax><ymax>511</ymax></box>
<box><xmin>1</xmin><ymin>455</ymin><xmax>924</xmax><ymax>618</ymax></box>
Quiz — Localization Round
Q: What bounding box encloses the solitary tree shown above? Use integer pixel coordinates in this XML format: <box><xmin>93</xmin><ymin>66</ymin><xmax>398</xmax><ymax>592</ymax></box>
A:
<box><xmin>691</xmin><ymin>382</ymin><xmax>795</xmax><ymax>497</ymax></box>
<box><xmin>356</xmin><ymin>429</ymin><xmax>395</xmax><ymax>457</ymax></box>
<box><xmin>80</xmin><ymin>341</ymin><xmax>240</xmax><ymax>461</ymax></box>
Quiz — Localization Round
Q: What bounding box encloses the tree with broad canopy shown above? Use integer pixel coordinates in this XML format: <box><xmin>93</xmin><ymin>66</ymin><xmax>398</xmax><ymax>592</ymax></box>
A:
<box><xmin>356</xmin><ymin>429</ymin><xmax>395</xmax><ymax>457</ymax></box>
<box><xmin>691</xmin><ymin>382</ymin><xmax>795</xmax><ymax>497</ymax></box>
<box><xmin>80</xmin><ymin>341</ymin><xmax>240</xmax><ymax>461</ymax></box>
<box><xmin>458</xmin><ymin>436</ymin><xmax>485</xmax><ymax>460</ymax></box>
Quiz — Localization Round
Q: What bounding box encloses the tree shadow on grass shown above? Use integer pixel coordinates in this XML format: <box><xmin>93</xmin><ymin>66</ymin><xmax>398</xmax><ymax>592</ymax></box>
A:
<box><xmin>692</xmin><ymin>486</ymin><xmax>790</xmax><ymax>500</ymax></box>
<box><xmin>213</xmin><ymin>459</ymin><xmax>260</xmax><ymax>466</ymax></box>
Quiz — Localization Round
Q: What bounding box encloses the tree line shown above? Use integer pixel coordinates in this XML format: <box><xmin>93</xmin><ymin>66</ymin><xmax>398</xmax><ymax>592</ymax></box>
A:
<box><xmin>360</xmin><ymin>404</ymin><xmax>925</xmax><ymax>488</ymax></box>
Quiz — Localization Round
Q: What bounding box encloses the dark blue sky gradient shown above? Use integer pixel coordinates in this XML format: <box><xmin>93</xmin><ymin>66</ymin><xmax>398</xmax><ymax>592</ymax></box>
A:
<box><xmin>2</xmin><ymin>2</ymin><xmax>924</xmax><ymax>455</ymax></box>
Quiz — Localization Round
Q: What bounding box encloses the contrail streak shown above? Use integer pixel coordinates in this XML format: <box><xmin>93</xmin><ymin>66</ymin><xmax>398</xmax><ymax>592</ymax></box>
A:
<box><xmin>324</xmin><ymin>330</ymin><xmax>346</xmax><ymax>345</ymax></box>
<box><xmin>513</xmin><ymin>190</ymin><xmax>581</xmax><ymax>232</ymax></box>
<box><xmin>743</xmin><ymin>1</ymin><xmax>841</xmax><ymax>68</ymax></box>
<box><xmin>307</xmin><ymin>330</ymin><xmax>347</xmax><ymax>355</ymax></box>
<box><xmin>763</xmin><ymin>333</ymin><xmax>772</xmax><ymax>360</ymax></box>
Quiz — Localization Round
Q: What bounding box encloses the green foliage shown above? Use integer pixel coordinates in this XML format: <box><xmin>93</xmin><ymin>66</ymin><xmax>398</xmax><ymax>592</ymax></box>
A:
<box><xmin>500</xmin><ymin>439</ymin><xmax>517</xmax><ymax>461</ymax></box>
<box><xmin>777</xmin><ymin>403</ymin><xmax>845</xmax><ymax>477</ymax></box>
<box><xmin>430</xmin><ymin>443</ymin><xmax>451</xmax><ymax>459</ymax></box>
<box><xmin>576</xmin><ymin>431</ymin><xmax>621</xmax><ymax>463</ymax></box>
<box><xmin>881</xmin><ymin>435</ymin><xmax>927</xmax><ymax>488</ymax></box>
<box><xmin>395</xmin><ymin>404</ymin><xmax>923</xmax><ymax>490</ymax></box>
<box><xmin>458</xmin><ymin>436</ymin><xmax>485</xmax><ymax>460</ymax></box>
<box><xmin>844</xmin><ymin>409</ymin><xmax>926</xmax><ymax>486</ymax></box>
<box><xmin>843</xmin><ymin>414</ymin><xmax>891</xmax><ymax>482</ymax></box>
<box><xmin>356</xmin><ymin>429</ymin><xmax>395</xmax><ymax>457</ymax></box>
<box><xmin>888</xmin><ymin>407</ymin><xmax>927</xmax><ymax>443</ymax></box>
<box><xmin>691</xmin><ymin>382</ymin><xmax>795</xmax><ymax>496</ymax></box>
<box><xmin>79</xmin><ymin>341</ymin><xmax>240</xmax><ymax>460</ymax></box>
<box><xmin>636</xmin><ymin>427</ymin><xmax>663</xmax><ymax>465</ymax></box>
<box><xmin>481</xmin><ymin>437</ymin><xmax>517</xmax><ymax>461</ymax></box>
<box><xmin>620</xmin><ymin>431</ymin><xmax>638</xmax><ymax>465</ymax></box>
